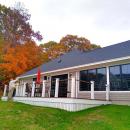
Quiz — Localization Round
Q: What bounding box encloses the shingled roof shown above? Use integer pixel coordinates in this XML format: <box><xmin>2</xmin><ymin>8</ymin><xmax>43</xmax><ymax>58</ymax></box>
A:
<box><xmin>20</xmin><ymin>40</ymin><xmax>130</xmax><ymax>77</ymax></box>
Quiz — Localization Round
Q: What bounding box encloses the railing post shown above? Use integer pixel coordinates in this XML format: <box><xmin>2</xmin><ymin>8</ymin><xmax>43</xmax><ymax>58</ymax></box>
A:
<box><xmin>71</xmin><ymin>76</ymin><xmax>76</xmax><ymax>98</ymax></box>
<box><xmin>15</xmin><ymin>83</ymin><xmax>18</xmax><ymax>96</ymax></box>
<box><xmin>90</xmin><ymin>81</ymin><xmax>94</xmax><ymax>99</ymax></box>
<box><xmin>106</xmin><ymin>66</ymin><xmax>110</xmax><ymax>101</ymax></box>
<box><xmin>22</xmin><ymin>82</ymin><xmax>26</xmax><ymax>97</ymax></box>
<box><xmin>18</xmin><ymin>86</ymin><xmax>20</xmax><ymax>96</ymax></box>
<box><xmin>19</xmin><ymin>86</ymin><xmax>21</xmax><ymax>96</ymax></box>
<box><xmin>106</xmin><ymin>84</ymin><xmax>110</xmax><ymax>101</ymax></box>
<box><xmin>31</xmin><ymin>81</ymin><xmax>35</xmax><ymax>97</ymax></box>
<box><xmin>3</xmin><ymin>85</ymin><xmax>7</xmax><ymax>97</ymax></box>
<box><xmin>55</xmin><ymin>78</ymin><xmax>59</xmax><ymax>98</ymax></box>
<box><xmin>42</xmin><ymin>80</ymin><xmax>46</xmax><ymax>97</ymax></box>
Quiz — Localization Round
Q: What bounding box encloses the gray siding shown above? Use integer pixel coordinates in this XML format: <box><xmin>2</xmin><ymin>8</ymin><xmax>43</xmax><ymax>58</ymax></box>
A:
<box><xmin>77</xmin><ymin>92</ymin><xmax>130</xmax><ymax>101</ymax></box>
<box><xmin>110</xmin><ymin>92</ymin><xmax>130</xmax><ymax>101</ymax></box>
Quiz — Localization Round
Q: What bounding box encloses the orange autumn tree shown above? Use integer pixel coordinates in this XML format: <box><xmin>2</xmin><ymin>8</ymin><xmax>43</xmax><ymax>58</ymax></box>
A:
<box><xmin>1</xmin><ymin>41</ymin><xmax>44</xmax><ymax>79</ymax></box>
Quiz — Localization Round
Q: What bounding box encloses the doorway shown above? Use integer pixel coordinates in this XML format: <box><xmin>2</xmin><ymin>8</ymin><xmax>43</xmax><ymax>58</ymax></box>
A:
<box><xmin>50</xmin><ymin>74</ymin><xmax>68</xmax><ymax>97</ymax></box>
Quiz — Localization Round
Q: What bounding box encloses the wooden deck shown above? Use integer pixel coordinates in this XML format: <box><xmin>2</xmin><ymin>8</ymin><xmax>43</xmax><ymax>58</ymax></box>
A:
<box><xmin>1</xmin><ymin>97</ymin><xmax>111</xmax><ymax>111</ymax></box>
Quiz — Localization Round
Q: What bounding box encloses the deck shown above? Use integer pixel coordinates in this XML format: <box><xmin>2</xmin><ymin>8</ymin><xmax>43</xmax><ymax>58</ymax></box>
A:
<box><xmin>1</xmin><ymin>97</ymin><xmax>111</xmax><ymax>111</ymax></box>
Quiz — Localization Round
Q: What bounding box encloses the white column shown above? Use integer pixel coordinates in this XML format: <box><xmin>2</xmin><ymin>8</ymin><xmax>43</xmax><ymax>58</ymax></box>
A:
<box><xmin>106</xmin><ymin>66</ymin><xmax>110</xmax><ymax>100</ymax></box>
<box><xmin>55</xmin><ymin>78</ymin><xmax>59</xmax><ymax>98</ymax></box>
<box><xmin>106</xmin><ymin>85</ymin><xmax>110</xmax><ymax>101</ymax></box>
<box><xmin>20</xmin><ymin>86</ymin><xmax>23</xmax><ymax>96</ymax></box>
<box><xmin>22</xmin><ymin>82</ymin><xmax>26</xmax><ymax>97</ymax></box>
<box><xmin>42</xmin><ymin>80</ymin><xmax>46</xmax><ymax>97</ymax></box>
<box><xmin>71</xmin><ymin>76</ymin><xmax>76</xmax><ymax>98</ymax></box>
<box><xmin>15</xmin><ymin>83</ymin><xmax>18</xmax><ymax>96</ymax></box>
<box><xmin>90</xmin><ymin>81</ymin><xmax>95</xmax><ymax>99</ymax></box>
<box><xmin>3</xmin><ymin>85</ymin><xmax>7</xmax><ymax>97</ymax></box>
<box><xmin>18</xmin><ymin>86</ymin><xmax>20</xmax><ymax>96</ymax></box>
<box><xmin>75</xmin><ymin>72</ymin><xmax>79</xmax><ymax>98</ymax></box>
<box><xmin>19</xmin><ymin>86</ymin><xmax>22</xmax><ymax>96</ymax></box>
<box><xmin>31</xmin><ymin>81</ymin><xmax>35</xmax><ymax>97</ymax></box>
<box><xmin>17</xmin><ymin>86</ymin><xmax>19</xmax><ymax>96</ymax></box>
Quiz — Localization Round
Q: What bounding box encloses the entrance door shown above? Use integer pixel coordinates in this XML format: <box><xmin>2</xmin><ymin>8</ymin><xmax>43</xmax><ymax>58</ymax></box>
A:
<box><xmin>50</xmin><ymin>74</ymin><xmax>68</xmax><ymax>97</ymax></box>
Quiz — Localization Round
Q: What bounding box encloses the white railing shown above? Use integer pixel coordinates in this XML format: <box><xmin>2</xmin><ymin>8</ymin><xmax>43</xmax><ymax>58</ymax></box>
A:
<box><xmin>3</xmin><ymin>85</ymin><xmax>7</xmax><ymax>97</ymax></box>
<box><xmin>90</xmin><ymin>81</ymin><xmax>95</xmax><ymax>99</ymax></box>
<box><xmin>5</xmin><ymin>78</ymin><xmax>110</xmax><ymax>101</ymax></box>
<box><xmin>106</xmin><ymin>84</ymin><xmax>110</xmax><ymax>101</ymax></box>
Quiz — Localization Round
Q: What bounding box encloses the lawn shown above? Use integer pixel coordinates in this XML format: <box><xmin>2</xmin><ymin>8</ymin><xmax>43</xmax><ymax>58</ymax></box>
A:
<box><xmin>0</xmin><ymin>101</ymin><xmax>130</xmax><ymax>130</ymax></box>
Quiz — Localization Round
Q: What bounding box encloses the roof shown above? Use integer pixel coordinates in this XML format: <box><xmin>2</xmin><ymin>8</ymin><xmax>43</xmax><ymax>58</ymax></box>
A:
<box><xmin>20</xmin><ymin>40</ymin><xmax>130</xmax><ymax>77</ymax></box>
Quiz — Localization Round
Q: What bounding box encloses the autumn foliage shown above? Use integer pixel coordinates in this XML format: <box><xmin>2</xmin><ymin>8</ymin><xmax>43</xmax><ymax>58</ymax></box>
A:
<box><xmin>1</xmin><ymin>41</ymin><xmax>44</xmax><ymax>78</ymax></box>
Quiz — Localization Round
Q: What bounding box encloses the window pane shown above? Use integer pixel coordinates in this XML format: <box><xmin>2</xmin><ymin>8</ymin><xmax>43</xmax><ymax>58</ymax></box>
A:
<box><xmin>80</xmin><ymin>70</ymin><xmax>90</xmax><ymax>91</ymax></box>
<box><xmin>87</xmin><ymin>69</ymin><xmax>96</xmax><ymax>90</ymax></box>
<box><xmin>87</xmin><ymin>69</ymin><xmax>96</xmax><ymax>81</ymax></box>
<box><xmin>96</xmin><ymin>68</ymin><xmax>106</xmax><ymax>91</ymax></box>
<box><xmin>110</xmin><ymin>66</ymin><xmax>122</xmax><ymax>91</ymax></box>
<box><xmin>122</xmin><ymin>64</ymin><xmax>130</xmax><ymax>90</ymax></box>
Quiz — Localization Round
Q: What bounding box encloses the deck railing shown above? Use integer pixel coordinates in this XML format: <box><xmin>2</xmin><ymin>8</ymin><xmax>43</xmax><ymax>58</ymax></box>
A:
<box><xmin>3</xmin><ymin>78</ymin><xmax>110</xmax><ymax>101</ymax></box>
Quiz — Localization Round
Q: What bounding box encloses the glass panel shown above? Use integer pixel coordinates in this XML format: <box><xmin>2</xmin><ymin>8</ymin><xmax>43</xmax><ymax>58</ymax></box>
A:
<box><xmin>80</xmin><ymin>70</ymin><xmax>90</xmax><ymax>91</ymax></box>
<box><xmin>110</xmin><ymin>66</ymin><xmax>122</xmax><ymax>91</ymax></box>
<box><xmin>122</xmin><ymin>64</ymin><xmax>130</xmax><ymax>90</ymax></box>
<box><xmin>96</xmin><ymin>68</ymin><xmax>106</xmax><ymax>91</ymax></box>
<box><xmin>87</xmin><ymin>69</ymin><xmax>96</xmax><ymax>81</ymax></box>
<box><xmin>80</xmin><ymin>69</ymin><xmax>96</xmax><ymax>91</ymax></box>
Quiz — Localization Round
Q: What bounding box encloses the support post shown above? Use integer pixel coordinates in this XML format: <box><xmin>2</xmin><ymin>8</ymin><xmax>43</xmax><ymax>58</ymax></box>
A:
<box><xmin>18</xmin><ymin>86</ymin><xmax>20</xmax><ymax>96</ymax></box>
<box><xmin>3</xmin><ymin>85</ymin><xmax>7</xmax><ymax>97</ymax></box>
<box><xmin>31</xmin><ymin>81</ymin><xmax>35</xmax><ymax>97</ymax></box>
<box><xmin>75</xmin><ymin>72</ymin><xmax>79</xmax><ymax>98</ymax></box>
<box><xmin>106</xmin><ymin>66</ymin><xmax>110</xmax><ymax>101</ymax></box>
<box><xmin>42</xmin><ymin>80</ymin><xmax>46</xmax><ymax>97</ymax></box>
<box><xmin>15</xmin><ymin>83</ymin><xmax>18</xmax><ymax>96</ymax></box>
<box><xmin>22</xmin><ymin>82</ymin><xmax>26</xmax><ymax>97</ymax></box>
<box><xmin>106</xmin><ymin>84</ymin><xmax>110</xmax><ymax>101</ymax></box>
<box><xmin>55</xmin><ymin>78</ymin><xmax>59</xmax><ymax>98</ymax></box>
<box><xmin>90</xmin><ymin>81</ymin><xmax>94</xmax><ymax>99</ymax></box>
<box><xmin>20</xmin><ymin>86</ymin><xmax>23</xmax><ymax>96</ymax></box>
<box><xmin>71</xmin><ymin>76</ymin><xmax>76</xmax><ymax>98</ymax></box>
<box><xmin>19</xmin><ymin>86</ymin><xmax>21</xmax><ymax>96</ymax></box>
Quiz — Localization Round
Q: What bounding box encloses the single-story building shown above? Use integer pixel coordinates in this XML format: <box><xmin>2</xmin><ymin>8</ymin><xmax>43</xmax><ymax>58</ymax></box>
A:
<box><xmin>2</xmin><ymin>40</ymin><xmax>130</xmax><ymax>111</ymax></box>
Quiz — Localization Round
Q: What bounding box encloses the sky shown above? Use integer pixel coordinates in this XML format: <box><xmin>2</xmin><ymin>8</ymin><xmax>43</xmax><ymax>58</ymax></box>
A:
<box><xmin>0</xmin><ymin>0</ymin><xmax>130</xmax><ymax>47</ymax></box>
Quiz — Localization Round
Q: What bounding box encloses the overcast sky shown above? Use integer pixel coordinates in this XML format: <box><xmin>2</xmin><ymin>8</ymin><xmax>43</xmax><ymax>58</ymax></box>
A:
<box><xmin>0</xmin><ymin>0</ymin><xmax>130</xmax><ymax>47</ymax></box>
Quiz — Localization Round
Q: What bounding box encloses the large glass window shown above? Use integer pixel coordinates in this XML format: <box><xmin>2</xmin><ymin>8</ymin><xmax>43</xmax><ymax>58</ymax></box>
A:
<box><xmin>80</xmin><ymin>68</ymin><xmax>106</xmax><ymax>91</ymax></box>
<box><xmin>109</xmin><ymin>64</ymin><xmax>130</xmax><ymax>91</ymax></box>
<box><xmin>109</xmin><ymin>65</ymin><xmax>122</xmax><ymax>91</ymax></box>
<box><xmin>96</xmin><ymin>68</ymin><xmax>106</xmax><ymax>91</ymax></box>
<box><xmin>80</xmin><ymin>63</ymin><xmax>130</xmax><ymax>91</ymax></box>
<box><xmin>121</xmin><ymin>64</ymin><xmax>130</xmax><ymax>90</ymax></box>
<box><xmin>80</xmin><ymin>70</ymin><xmax>90</xmax><ymax>91</ymax></box>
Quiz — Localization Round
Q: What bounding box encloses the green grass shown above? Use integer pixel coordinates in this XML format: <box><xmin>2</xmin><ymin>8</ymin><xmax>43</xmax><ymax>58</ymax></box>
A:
<box><xmin>0</xmin><ymin>101</ymin><xmax>130</xmax><ymax>130</ymax></box>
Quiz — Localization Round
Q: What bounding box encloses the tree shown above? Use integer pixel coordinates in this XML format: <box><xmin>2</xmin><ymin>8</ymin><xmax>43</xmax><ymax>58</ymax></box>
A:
<box><xmin>91</xmin><ymin>44</ymin><xmax>101</xmax><ymax>49</ymax></box>
<box><xmin>46</xmin><ymin>43</ymin><xmax>67</xmax><ymax>60</ymax></box>
<box><xmin>0</xmin><ymin>3</ymin><xmax>42</xmax><ymax>46</ymax></box>
<box><xmin>0</xmin><ymin>41</ymin><xmax>44</xmax><ymax>79</ymax></box>
<box><xmin>40</xmin><ymin>41</ymin><xmax>57</xmax><ymax>52</ymax></box>
<box><xmin>60</xmin><ymin>35</ymin><xmax>92</xmax><ymax>51</ymax></box>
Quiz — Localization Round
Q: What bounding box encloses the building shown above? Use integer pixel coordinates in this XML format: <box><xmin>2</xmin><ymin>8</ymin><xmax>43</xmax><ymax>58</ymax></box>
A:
<box><xmin>2</xmin><ymin>40</ymin><xmax>130</xmax><ymax>111</ymax></box>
